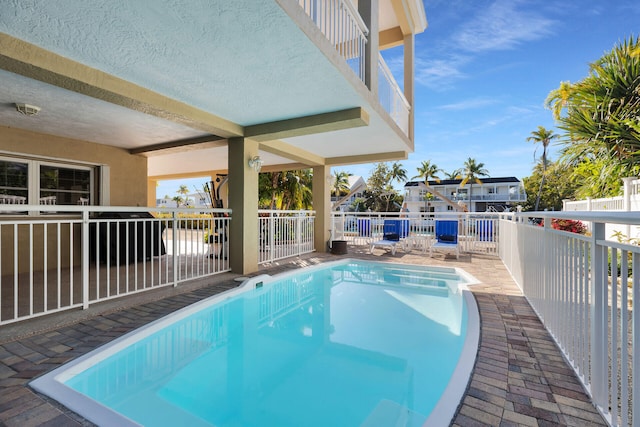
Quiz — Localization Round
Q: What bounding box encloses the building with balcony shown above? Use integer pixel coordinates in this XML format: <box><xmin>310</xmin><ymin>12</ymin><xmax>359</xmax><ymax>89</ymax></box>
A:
<box><xmin>404</xmin><ymin>177</ymin><xmax>527</xmax><ymax>213</ymax></box>
<box><xmin>331</xmin><ymin>175</ymin><xmax>366</xmax><ymax>211</ymax></box>
<box><xmin>0</xmin><ymin>0</ymin><xmax>427</xmax><ymax>274</ymax></box>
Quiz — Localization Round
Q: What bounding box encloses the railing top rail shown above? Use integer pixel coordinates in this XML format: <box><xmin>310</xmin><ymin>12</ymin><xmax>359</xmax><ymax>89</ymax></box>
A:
<box><xmin>258</xmin><ymin>209</ymin><xmax>316</xmax><ymax>215</ymax></box>
<box><xmin>517</xmin><ymin>210</ymin><xmax>640</xmax><ymax>225</ymax></box>
<box><xmin>0</xmin><ymin>205</ymin><xmax>232</xmax><ymax>214</ymax></box>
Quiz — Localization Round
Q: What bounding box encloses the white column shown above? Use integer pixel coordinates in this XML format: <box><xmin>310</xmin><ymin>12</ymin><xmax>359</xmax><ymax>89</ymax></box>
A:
<box><xmin>312</xmin><ymin>165</ymin><xmax>331</xmax><ymax>253</ymax></box>
<box><xmin>228</xmin><ymin>137</ymin><xmax>259</xmax><ymax>274</ymax></box>
<box><xmin>403</xmin><ymin>33</ymin><xmax>415</xmax><ymax>142</ymax></box>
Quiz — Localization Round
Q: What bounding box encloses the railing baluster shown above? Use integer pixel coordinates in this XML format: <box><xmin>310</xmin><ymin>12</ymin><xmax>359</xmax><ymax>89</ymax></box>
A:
<box><xmin>632</xmin><ymin>252</ymin><xmax>640</xmax><ymax>426</ymax></box>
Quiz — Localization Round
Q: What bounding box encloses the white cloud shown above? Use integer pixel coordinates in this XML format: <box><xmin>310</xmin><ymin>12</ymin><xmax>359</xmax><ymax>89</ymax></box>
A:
<box><xmin>415</xmin><ymin>56</ymin><xmax>469</xmax><ymax>90</ymax></box>
<box><xmin>438</xmin><ymin>97</ymin><xmax>499</xmax><ymax>111</ymax></box>
<box><xmin>452</xmin><ymin>0</ymin><xmax>556</xmax><ymax>52</ymax></box>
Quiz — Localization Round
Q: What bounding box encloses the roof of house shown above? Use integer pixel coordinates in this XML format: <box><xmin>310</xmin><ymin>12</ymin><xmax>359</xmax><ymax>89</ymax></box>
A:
<box><xmin>405</xmin><ymin>177</ymin><xmax>522</xmax><ymax>187</ymax></box>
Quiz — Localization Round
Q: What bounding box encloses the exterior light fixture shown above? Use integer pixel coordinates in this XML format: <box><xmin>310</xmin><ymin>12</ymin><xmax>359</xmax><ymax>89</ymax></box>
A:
<box><xmin>248</xmin><ymin>156</ymin><xmax>264</xmax><ymax>173</ymax></box>
<box><xmin>15</xmin><ymin>103</ymin><xmax>41</xmax><ymax>116</ymax></box>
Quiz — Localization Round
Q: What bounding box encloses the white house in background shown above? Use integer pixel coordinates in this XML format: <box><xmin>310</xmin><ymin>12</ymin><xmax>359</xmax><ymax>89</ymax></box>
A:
<box><xmin>404</xmin><ymin>177</ymin><xmax>527</xmax><ymax>213</ymax></box>
<box><xmin>331</xmin><ymin>175</ymin><xmax>366</xmax><ymax>211</ymax></box>
<box><xmin>156</xmin><ymin>191</ymin><xmax>209</xmax><ymax>208</ymax></box>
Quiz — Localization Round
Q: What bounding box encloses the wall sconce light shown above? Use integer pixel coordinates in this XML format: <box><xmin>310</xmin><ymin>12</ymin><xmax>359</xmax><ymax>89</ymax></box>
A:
<box><xmin>248</xmin><ymin>155</ymin><xmax>264</xmax><ymax>173</ymax></box>
<box><xmin>15</xmin><ymin>103</ymin><xmax>41</xmax><ymax>116</ymax></box>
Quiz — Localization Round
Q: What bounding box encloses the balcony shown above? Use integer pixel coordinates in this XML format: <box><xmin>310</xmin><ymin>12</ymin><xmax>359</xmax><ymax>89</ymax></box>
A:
<box><xmin>297</xmin><ymin>0</ymin><xmax>411</xmax><ymax>135</ymax></box>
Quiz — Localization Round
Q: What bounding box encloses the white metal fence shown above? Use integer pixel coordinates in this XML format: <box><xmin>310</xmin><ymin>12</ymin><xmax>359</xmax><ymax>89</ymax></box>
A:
<box><xmin>297</xmin><ymin>0</ymin><xmax>368</xmax><ymax>81</ymax></box>
<box><xmin>500</xmin><ymin>211</ymin><xmax>640</xmax><ymax>426</ymax></box>
<box><xmin>258</xmin><ymin>210</ymin><xmax>316</xmax><ymax>264</ymax></box>
<box><xmin>330</xmin><ymin>211</ymin><xmax>501</xmax><ymax>255</ymax></box>
<box><xmin>0</xmin><ymin>205</ymin><xmax>231</xmax><ymax>325</ymax></box>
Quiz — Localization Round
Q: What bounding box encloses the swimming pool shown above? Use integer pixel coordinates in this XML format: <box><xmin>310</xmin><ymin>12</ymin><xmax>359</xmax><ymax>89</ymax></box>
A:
<box><xmin>31</xmin><ymin>259</ymin><xmax>479</xmax><ymax>427</ymax></box>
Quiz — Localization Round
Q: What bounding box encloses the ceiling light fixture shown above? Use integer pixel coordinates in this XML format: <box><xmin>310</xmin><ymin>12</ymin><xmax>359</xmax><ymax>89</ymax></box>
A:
<box><xmin>15</xmin><ymin>103</ymin><xmax>41</xmax><ymax>116</ymax></box>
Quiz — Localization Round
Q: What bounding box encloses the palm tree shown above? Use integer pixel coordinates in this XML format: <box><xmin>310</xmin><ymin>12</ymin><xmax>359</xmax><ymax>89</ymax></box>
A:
<box><xmin>390</xmin><ymin>162</ymin><xmax>407</xmax><ymax>186</ymax></box>
<box><xmin>526</xmin><ymin>126</ymin><xmax>558</xmax><ymax>211</ymax></box>
<box><xmin>281</xmin><ymin>170</ymin><xmax>313</xmax><ymax>210</ymax></box>
<box><xmin>544</xmin><ymin>80</ymin><xmax>573</xmax><ymax>120</ymax></box>
<box><xmin>176</xmin><ymin>184</ymin><xmax>190</xmax><ymax>206</ymax></box>
<box><xmin>412</xmin><ymin>160</ymin><xmax>441</xmax><ymax>184</ymax></box>
<box><xmin>172</xmin><ymin>195</ymin><xmax>183</xmax><ymax>207</ymax></box>
<box><xmin>412</xmin><ymin>161</ymin><xmax>442</xmax><ymax>212</ymax></box>
<box><xmin>459</xmin><ymin>158</ymin><xmax>489</xmax><ymax>208</ymax></box>
<box><xmin>443</xmin><ymin>169</ymin><xmax>461</xmax><ymax>180</ymax></box>
<box><xmin>330</xmin><ymin>171</ymin><xmax>351</xmax><ymax>197</ymax></box>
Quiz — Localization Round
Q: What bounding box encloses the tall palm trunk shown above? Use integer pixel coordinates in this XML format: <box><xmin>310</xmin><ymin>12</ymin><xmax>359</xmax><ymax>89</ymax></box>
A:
<box><xmin>535</xmin><ymin>172</ymin><xmax>545</xmax><ymax>211</ymax></box>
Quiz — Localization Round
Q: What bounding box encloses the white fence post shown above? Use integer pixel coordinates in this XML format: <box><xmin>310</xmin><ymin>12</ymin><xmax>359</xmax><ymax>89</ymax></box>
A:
<box><xmin>590</xmin><ymin>221</ymin><xmax>607</xmax><ymax>407</ymax></box>
<box><xmin>172</xmin><ymin>211</ymin><xmax>178</xmax><ymax>287</ymax></box>
<box><xmin>296</xmin><ymin>214</ymin><xmax>302</xmax><ymax>257</ymax></box>
<box><xmin>633</xmin><ymin>252</ymin><xmax>640</xmax><ymax>420</ymax></box>
<box><xmin>82</xmin><ymin>210</ymin><xmax>90</xmax><ymax>309</ymax></box>
<box><xmin>272</xmin><ymin>213</ymin><xmax>277</xmax><ymax>263</ymax></box>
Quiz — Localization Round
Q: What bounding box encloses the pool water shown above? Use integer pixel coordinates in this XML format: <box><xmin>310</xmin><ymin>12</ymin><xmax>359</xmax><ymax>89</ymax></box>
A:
<box><xmin>32</xmin><ymin>260</ymin><xmax>478</xmax><ymax>427</ymax></box>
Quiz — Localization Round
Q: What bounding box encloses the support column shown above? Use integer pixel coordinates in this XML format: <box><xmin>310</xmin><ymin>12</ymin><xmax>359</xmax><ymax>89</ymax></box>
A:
<box><xmin>359</xmin><ymin>0</ymin><xmax>379</xmax><ymax>97</ymax></box>
<box><xmin>228</xmin><ymin>137</ymin><xmax>259</xmax><ymax>274</ymax></box>
<box><xmin>147</xmin><ymin>178</ymin><xmax>157</xmax><ymax>207</ymax></box>
<box><xmin>403</xmin><ymin>33</ymin><xmax>415</xmax><ymax>142</ymax></box>
<box><xmin>312</xmin><ymin>165</ymin><xmax>331</xmax><ymax>253</ymax></box>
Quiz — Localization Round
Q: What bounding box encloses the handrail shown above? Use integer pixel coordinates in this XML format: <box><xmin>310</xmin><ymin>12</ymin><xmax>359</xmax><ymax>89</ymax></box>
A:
<box><xmin>297</xmin><ymin>0</ymin><xmax>369</xmax><ymax>82</ymax></box>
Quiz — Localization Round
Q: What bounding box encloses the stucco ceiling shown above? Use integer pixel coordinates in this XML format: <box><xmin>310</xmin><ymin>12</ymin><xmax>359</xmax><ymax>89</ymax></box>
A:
<box><xmin>0</xmin><ymin>0</ymin><xmax>412</xmax><ymax>176</ymax></box>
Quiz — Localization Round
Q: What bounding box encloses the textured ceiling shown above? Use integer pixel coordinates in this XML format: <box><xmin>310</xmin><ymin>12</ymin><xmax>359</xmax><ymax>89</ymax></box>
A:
<box><xmin>0</xmin><ymin>0</ymin><xmax>412</xmax><ymax>176</ymax></box>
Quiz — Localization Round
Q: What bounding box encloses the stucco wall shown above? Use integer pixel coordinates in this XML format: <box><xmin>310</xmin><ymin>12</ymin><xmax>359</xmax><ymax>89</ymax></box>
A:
<box><xmin>0</xmin><ymin>126</ymin><xmax>147</xmax><ymax>206</ymax></box>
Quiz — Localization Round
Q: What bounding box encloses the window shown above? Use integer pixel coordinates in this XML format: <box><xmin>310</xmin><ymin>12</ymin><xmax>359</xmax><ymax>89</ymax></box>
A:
<box><xmin>0</xmin><ymin>156</ymin><xmax>97</xmax><ymax>210</ymax></box>
<box><xmin>40</xmin><ymin>165</ymin><xmax>91</xmax><ymax>205</ymax></box>
<box><xmin>0</xmin><ymin>159</ymin><xmax>28</xmax><ymax>204</ymax></box>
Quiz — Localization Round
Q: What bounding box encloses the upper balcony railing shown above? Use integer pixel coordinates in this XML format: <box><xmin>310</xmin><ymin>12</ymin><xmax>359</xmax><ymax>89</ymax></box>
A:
<box><xmin>297</xmin><ymin>0</ymin><xmax>368</xmax><ymax>81</ymax></box>
<box><xmin>378</xmin><ymin>54</ymin><xmax>410</xmax><ymax>134</ymax></box>
<box><xmin>296</xmin><ymin>1</ymin><xmax>411</xmax><ymax>136</ymax></box>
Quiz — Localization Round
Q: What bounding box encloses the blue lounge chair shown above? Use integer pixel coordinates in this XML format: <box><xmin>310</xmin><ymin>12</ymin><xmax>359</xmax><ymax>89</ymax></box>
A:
<box><xmin>430</xmin><ymin>220</ymin><xmax>459</xmax><ymax>259</ymax></box>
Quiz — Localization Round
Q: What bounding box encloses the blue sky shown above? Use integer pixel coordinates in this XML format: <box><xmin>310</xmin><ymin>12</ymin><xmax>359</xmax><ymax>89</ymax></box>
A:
<box><xmin>157</xmin><ymin>0</ymin><xmax>640</xmax><ymax>200</ymax></box>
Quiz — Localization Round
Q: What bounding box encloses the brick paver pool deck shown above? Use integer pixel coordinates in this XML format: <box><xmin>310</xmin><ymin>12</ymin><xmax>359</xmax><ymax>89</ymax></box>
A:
<box><xmin>0</xmin><ymin>249</ymin><xmax>607</xmax><ymax>426</ymax></box>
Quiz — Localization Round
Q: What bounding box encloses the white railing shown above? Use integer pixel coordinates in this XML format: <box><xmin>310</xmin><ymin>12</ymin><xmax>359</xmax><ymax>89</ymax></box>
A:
<box><xmin>565</xmin><ymin>196</ymin><xmax>626</xmax><ymax>212</ymax></box>
<box><xmin>378</xmin><ymin>54</ymin><xmax>410</xmax><ymax>134</ymax></box>
<box><xmin>405</xmin><ymin>194</ymin><xmax>526</xmax><ymax>203</ymax></box>
<box><xmin>500</xmin><ymin>211</ymin><xmax>640</xmax><ymax>426</ymax></box>
<box><xmin>564</xmin><ymin>178</ymin><xmax>640</xmax><ymax>212</ymax></box>
<box><xmin>258</xmin><ymin>210</ymin><xmax>316</xmax><ymax>264</ymax></box>
<box><xmin>330</xmin><ymin>211</ymin><xmax>501</xmax><ymax>255</ymax></box>
<box><xmin>297</xmin><ymin>0</ymin><xmax>369</xmax><ymax>82</ymax></box>
<box><xmin>0</xmin><ymin>205</ymin><xmax>231</xmax><ymax>325</ymax></box>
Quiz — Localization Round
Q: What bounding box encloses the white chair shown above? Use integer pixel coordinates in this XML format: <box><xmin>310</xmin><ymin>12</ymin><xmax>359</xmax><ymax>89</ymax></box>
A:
<box><xmin>370</xmin><ymin>232</ymin><xmax>400</xmax><ymax>255</ymax></box>
<box><xmin>429</xmin><ymin>220</ymin><xmax>460</xmax><ymax>259</ymax></box>
<box><xmin>39</xmin><ymin>196</ymin><xmax>57</xmax><ymax>205</ymax></box>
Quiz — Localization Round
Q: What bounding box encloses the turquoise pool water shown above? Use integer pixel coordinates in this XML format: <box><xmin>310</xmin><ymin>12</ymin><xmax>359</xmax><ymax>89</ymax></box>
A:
<box><xmin>32</xmin><ymin>259</ymin><xmax>478</xmax><ymax>427</ymax></box>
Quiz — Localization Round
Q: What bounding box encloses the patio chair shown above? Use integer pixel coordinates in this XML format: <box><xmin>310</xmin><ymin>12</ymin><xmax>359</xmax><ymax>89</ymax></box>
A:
<box><xmin>429</xmin><ymin>220</ymin><xmax>459</xmax><ymax>259</ymax></box>
<box><xmin>369</xmin><ymin>232</ymin><xmax>400</xmax><ymax>255</ymax></box>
